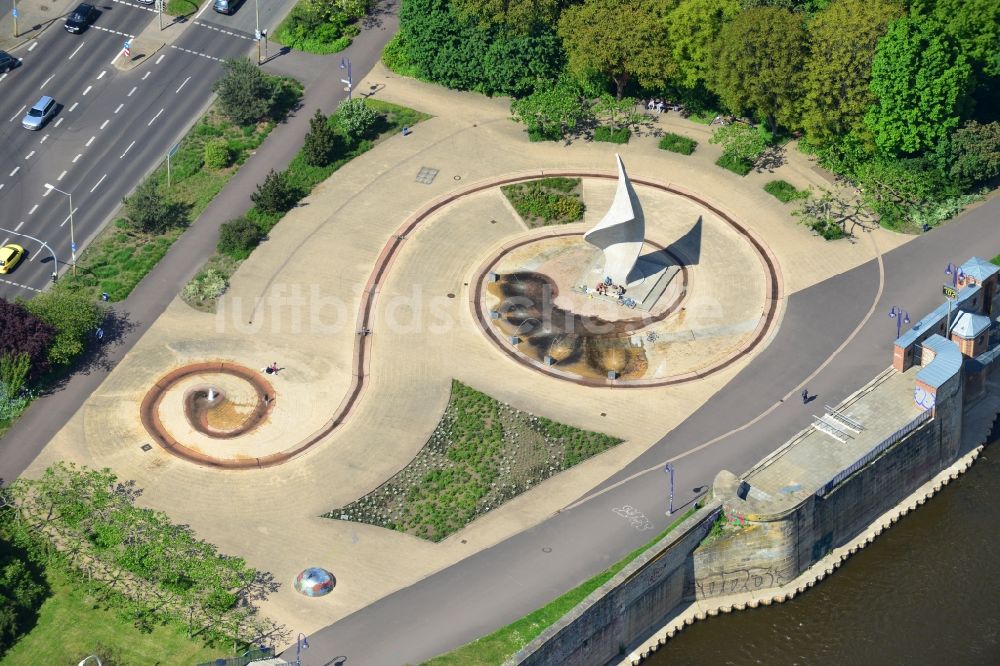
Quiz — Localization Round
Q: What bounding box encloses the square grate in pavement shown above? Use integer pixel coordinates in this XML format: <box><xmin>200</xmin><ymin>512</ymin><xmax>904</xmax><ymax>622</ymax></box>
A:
<box><xmin>415</xmin><ymin>167</ymin><xmax>439</xmax><ymax>184</ymax></box>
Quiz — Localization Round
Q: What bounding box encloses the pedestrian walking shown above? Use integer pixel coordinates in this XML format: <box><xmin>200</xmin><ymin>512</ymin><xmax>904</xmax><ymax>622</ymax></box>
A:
<box><xmin>801</xmin><ymin>389</ymin><xmax>809</xmax><ymax>404</ymax></box>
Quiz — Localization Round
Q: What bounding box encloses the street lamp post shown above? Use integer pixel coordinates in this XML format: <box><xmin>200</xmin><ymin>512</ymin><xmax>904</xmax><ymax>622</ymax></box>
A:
<box><xmin>295</xmin><ymin>633</ymin><xmax>309</xmax><ymax>666</ymax></box>
<box><xmin>944</xmin><ymin>263</ymin><xmax>965</xmax><ymax>334</ymax></box>
<box><xmin>12</xmin><ymin>0</ymin><xmax>18</xmax><ymax>38</ymax></box>
<box><xmin>44</xmin><ymin>184</ymin><xmax>75</xmax><ymax>275</ymax></box>
<box><xmin>0</xmin><ymin>227</ymin><xmax>59</xmax><ymax>281</ymax></box>
<box><xmin>664</xmin><ymin>462</ymin><xmax>675</xmax><ymax>516</ymax></box>
<box><xmin>340</xmin><ymin>57</ymin><xmax>353</xmax><ymax>99</ymax></box>
<box><xmin>888</xmin><ymin>306</ymin><xmax>910</xmax><ymax>339</ymax></box>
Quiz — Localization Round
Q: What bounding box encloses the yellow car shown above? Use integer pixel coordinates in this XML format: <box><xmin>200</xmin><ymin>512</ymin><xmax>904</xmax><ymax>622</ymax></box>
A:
<box><xmin>0</xmin><ymin>243</ymin><xmax>25</xmax><ymax>274</ymax></box>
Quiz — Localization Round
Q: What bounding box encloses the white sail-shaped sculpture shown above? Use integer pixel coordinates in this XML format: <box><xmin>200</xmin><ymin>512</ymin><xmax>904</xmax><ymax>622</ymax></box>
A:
<box><xmin>584</xmin><ymin>154</ymin><xmax>645</xmax><ymax>285</ymax></box>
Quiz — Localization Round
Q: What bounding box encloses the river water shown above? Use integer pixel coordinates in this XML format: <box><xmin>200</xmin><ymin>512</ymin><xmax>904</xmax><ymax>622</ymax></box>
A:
<box><xmin>647</xmin><ymin>444</ymin><xmax>1000</xmax><ymax>665</ymax></box>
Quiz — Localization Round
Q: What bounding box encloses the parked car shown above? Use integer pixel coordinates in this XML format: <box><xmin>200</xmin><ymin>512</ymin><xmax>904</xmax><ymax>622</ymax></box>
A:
<box><xmin>64</xmin><ymin>3</ymin><xmax>97</xmax><ymax>33</ymax></box>
<box><xmin>22</xmin><ymin>96</ymin><xmax>56</xmax><ymax>130</ymax></box>
<box><xmin>135</xmin><ymin>0</ymin><xmax>154</xmax><ymax>4</ymax></box>
<box><xmin>0</xmin><ymin>50</ymin><xmax>19</xmax><ymax>73</ymax></box>
<box><xmin>213</xmin><ymin>0</ymin><xmax>243</xmax><ymax>15</ymax></box>
<box><xmin>0</xmin><ymin>244</ymin><xmax>25</xmax><ymax>274</ymax></box>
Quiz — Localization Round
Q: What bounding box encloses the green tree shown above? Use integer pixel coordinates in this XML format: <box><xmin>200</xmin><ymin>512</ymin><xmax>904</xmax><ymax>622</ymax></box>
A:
<box><xmin>593</xmin><ymin>94</ymin><xmax>643</xmax><ymax>132</ymax></box>
<box><xmin>122</xmin><ymin>179</ymin><xmax>185</xmax><ymax>234</ymax></box>
<box><xmin>934</xmin><ymin>121</ymin><xmax>1000</xmax><ymax>187</ymax></box>
<box><xmin>709</xmin><ymin>122</ymin><xmax>770</xmax><ymax>164</ymax></box>
<box><xmin>217</xmin><ymin>218</ymin><xmax>264</xmax><ymax>259</ymax></box>
<box><xmin>0</xmin><ymin>352</ymin><xmax>30</xmax><ymax>395</ymax></box>
<box><xmin>203</xmin><ymin>139</ymin><xmax>232</xmax><ymax>170</ymax></box>
<box><xmin>480</xmin><ymin>29</ymin><xmax>565</xmax><ymax>98</ymax></box>
<box><xmin>510</xmin><ymin>77</ymin><xmax>592</xmax><ymax>141</ymax></box>
<box><xmin>558</xmin><ymin>0</ymin><xmax>674</xmax><ymax>100</ymax></box>
<box><xmin>302</xmin><ymin>109</ymin><xmax>341</xmax><ymax>167</ymax></box>
<box><xmin>0</xmin><ymin>546</ymin><xmax>47</xmax><ymax>656</ymax></box>
<box><xmin>213</xmin><ymin>58</ymin><xmax>278</xmax><ymax>126</ymax></box>
<box><xmin>452</xmin><ymin>0</ymin><xmax>562</xmax><ymax>34</ymax></box>
<box><xmin>398</xmin><ymin>0</ymin><xmax>490</xmax><ymax>91</ymax></box>
<box><xmin>22</xmin><ymin>291</ymin><xmax>104</xmax><ymax>367</ymax></box>
<box><xmin>335</xmin><ymin>98</ymin><xmax>378</xmax><ymax>144</ymax></box>
<box><xmin>866</xmin><ymin>17</ymin><xmax>974</xmax><ymax>155</ymax></box>
<box><xmin>251</xmin><ymin>169</ymin><xmax>298</xmax><ymax>215</ymax></box>
<box><xmin>913</xmin><ymin>0</ymin><xmax>1000</xmax><ymax>79</ymax></box>
<box><xmin>666</xmin><ymin>0</ymin><xmax>740</xmax><ymax>90</ymax></box>
<box><xmin>801</xmin><ymin>0</ymin><xmax>903</xmax><ymax>146</ymax></box>
<box><xmin>708</xmin><ymin>6</ymin><xmax>808</xmax><ymax>132</ymax></box>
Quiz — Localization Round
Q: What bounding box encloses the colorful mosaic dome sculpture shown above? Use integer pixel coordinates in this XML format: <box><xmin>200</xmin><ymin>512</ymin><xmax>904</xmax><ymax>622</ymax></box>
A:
<box><xmin>294</xmin><ymin>567</ymin><xmax>335</xmax><ymax>597</ymax></box>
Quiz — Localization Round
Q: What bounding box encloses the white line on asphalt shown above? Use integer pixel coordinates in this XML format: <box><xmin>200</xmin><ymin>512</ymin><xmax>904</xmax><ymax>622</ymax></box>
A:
<box><xmin>155</xmin><ymin>54</ymin><xmax>165</xmax><ymax>65</ymax></box>
<box><xmin>53</xmin><ymin>117</ymin><xmax>64</xmax><ymax>128</ymax></box>
<box><xmin>194</xmin><ymin>0</ymin><xmax>212</xmax><ymax>18</ymax></box>
<box><xmin>68</xmin><ymin>42</ymin><xmax>85</xmax><ymax>60</ymax></box>
<box><xmin>9</xmin><ymin>105</ymin><xmax>26</xmax><ymax>122</ymax></box>
<box><xmin>28</xmin><ymin>42</ymin><xmax>36</xmax><ymax>52</ymax></box>
<box><xmin>0</xmin><ymin>73</ymin><xmax>6</xmax><ymax>83</ymax></box>
<box><xmin>142</xmin><ymin>71</ymin><xmax>151</xmax><ymax>80</ymax></box>
<box><xmin>39</xmin><ymin>134</ymin><xmax>48</xmax><ymax>143</ymax></box>
<box><xmin>82</xmin><ymin>85</ymin><xmax>92</xmax><ymax>95</ymax></box>
<box><xmin>39</xmin><ymin>75</ymin><xmax>54</xmax><ymax>90</ymax></box>
<box><xmin>14</xmin><ymin>221</ymin><xmax>22</xmax><ymax>231</ymax></box>
<box><xmin>57</xmin><ymin>170</ymin><xmax>67</xmax><ymax>181</ymax></box>
<box><xmin>85</xmin><ymin>136</ymin><xmax>95</xmax><ymax>147</ymax></box>
<box><xmin>114</xmin><ymin>103</ymin><xmax>124</xmax><ymax>114</ymax></box>
<box><xmin>9</xmin><ymin>167</ymin><xmax>18</xmax><ymax>177</ymax></box>
<box><xmin>120</xmin><ymin>140</ymin><xmax>135</xmax><ymax>158</ymax></box>
<box><xmin>100</xmin><ymin>119</ymin><xmax>109</xmax><ymax>129</ymax></box>
<box><xmin>90</xmin><ymin>174</ymin><xmax>107</xmax><ymax>193</ymax></box>
<box><xmin>175</xmin><ymin>76</ymin><xmax>190</xmax><ymax>94</ymax></box>
<box><xmin>128</xmin><ymin>86</ymin><xmax>137</xmax><ymax>96</ymax></box>
<box><xmin>42</xmin><ymin>186</ymin><xmax>50</xmax><ymax>196</ymax></box>
<box><xmin>97</xmin><ymin>70</ymin><xmax>106</xmax><ymax>79</ymax></box>
<box><xmin>147</xmin><ymin>108</ymin><xmax>163</xmax><ymax>126</ymax></box>
<box><xmin>24</xmin><ymin>151</ymin><xmax>34</xmax><ymax>159</ymax></box>
<box><xmin>0</xmin><ymin>237</ymin><xmax>7</xmax><ymax>246</ymax></box>
<box><xmin>73</xmin><ymin>154</ymin><xmax>82</xmax><ymax>163</ymax></box>
<box><xmin>69</xmin><ymin>102</ymin><xmax>79</xmax><ymax>112</ymax></box>
<box><xmin>28</xmin><ymin>204</ymin><xmax>38</xmax><ymax>215</ymax></box>
<box><xmin>0</xmin><ymin>184</ymin><xmax>4</xmax><ymax>191</ymax></box>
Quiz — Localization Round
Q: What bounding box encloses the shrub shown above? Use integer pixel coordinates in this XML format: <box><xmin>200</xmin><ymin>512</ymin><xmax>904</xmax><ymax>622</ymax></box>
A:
<box><xmin>381</xmin><ymin>32</ymin><xmax>421</xmax><ymax>77</ymax></box>
<box><xmin>0</xmin><ymin>302</ymin><xmax>54</xmax><ymax>380</ymax></box>
<box><xmin>336</xmin><ymin>98</ymin><xmax>378</xmax><ymax>143</ymax></box>
<box><xmin>122</xmin><ymin>179</ymin><xmax>186</xmax><ymax>233</ymax></box>
<box><xmin>251</xmin><ymin>169</ymin><xmax>298</xmax><ymax>214</ymax></box>
<box><xmin>501</xmin><ymin>178</ymin><xmax>586</xmax><ymax>226</ymax></box>
<box><xmin>213</xmin><ymin>58</ymin><xmax>278</xmax><ymax>126</ymax></box>
<box><xmin>764</xmin><ymin>180</ymin><xmax>809</xmax><ymax>203</ymax></box>
<box><xmin>303</xmin><ymin>109</ymin><xmax>341</xmax><ymax>167</ymax></box>
<box><xmin>203</xmin><ymin>139</ymin><xmax>232</xmax><ymax>170</ymax></box>
<box><xmin>182</xmin><ymin>269</ymin><xmax>229</xmax><ymax>304</ymax></box>
<box><xmin>593</xmin><ymin>126</ymin><xmax>630</xmax><ymax>144</ymax></box>
<box><xmin>22</xmin><ymin>290</ymin><xmax>105</xmax><ymax>368</ymax></box>
<box><xmin>217</xmin><ymin>217</ymin><xmax>264</xmax><ymax>259</ymax></box>
<box><xmin>709</xmin><ymin>122</ymin><xmax>769</xmax><ymax>165</ymax></box>
<box><xmin>715</xmin><ymin>153</ymin><xmax>753</xmax><ymax>176</ymax></box>
<box><xmin>658</xmin><ymin>133</ymin><xmax>697</xmax><ymax>155</ymax></box>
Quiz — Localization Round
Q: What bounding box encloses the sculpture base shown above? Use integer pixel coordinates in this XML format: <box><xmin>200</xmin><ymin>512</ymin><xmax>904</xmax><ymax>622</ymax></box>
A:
<box><xmin>577</xmin><ymin>247</ymin><xmax>680</xmax><ymax>312</ymax></box>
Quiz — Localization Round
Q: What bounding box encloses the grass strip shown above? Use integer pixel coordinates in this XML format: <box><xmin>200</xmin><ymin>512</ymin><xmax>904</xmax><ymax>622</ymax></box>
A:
<box><xmin>764</xmin><ymin>179</ymin><xmax>809</xmax><ymax>203</ymax></box>
<box><xmin>424</xmin><ymin>504</ymin><xmax>701</xmax><ymax>665</ymax></box>
<box><xmin>658</xmin><ymin>132</ymin><xmax>697</xmax><ymax>155</ymax></box>
<box><xmin>715</xmin><ymin>153</ymin><xmax>753</xmax><ymax>176</ymax></box>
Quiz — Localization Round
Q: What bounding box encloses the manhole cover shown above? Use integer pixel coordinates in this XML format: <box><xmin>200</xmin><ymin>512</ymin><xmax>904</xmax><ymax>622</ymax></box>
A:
<box><xmin>415</xmin><ymin>167</ymin><xmax>439</xmax><ymax>184</ymax></box>
<box><xmin>141</xmin><ymin>443</ymin><xmax>153</xmax><ymax>452</ymax></box>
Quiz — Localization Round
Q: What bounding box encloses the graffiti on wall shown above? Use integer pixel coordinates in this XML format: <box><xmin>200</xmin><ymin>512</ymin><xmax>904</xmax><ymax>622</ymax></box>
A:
<box><xmin>695</xmin><ymin>567</ymin><xmax>789</xmax><ymax>598</ymax></box>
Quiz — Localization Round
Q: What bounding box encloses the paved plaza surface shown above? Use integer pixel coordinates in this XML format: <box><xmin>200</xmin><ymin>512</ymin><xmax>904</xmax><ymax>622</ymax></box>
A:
<box><xmin>19</xmin><ymin>56</ymin><xmax>920</xmax><ymax>651</ymax></box>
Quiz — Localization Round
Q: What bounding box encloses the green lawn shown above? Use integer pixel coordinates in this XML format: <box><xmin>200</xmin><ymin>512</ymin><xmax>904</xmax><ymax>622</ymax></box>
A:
<box><xmin>424</xmin><ymin>504</ymin><xmax>701</xmax><ymax>665</ymax></box>
<box><xmin>764</xmin><ymin>179</ymin><xmax>809</xmax><ymax>203</ymax></box>
<box><xmin>1</xmin><ymin>566</ymin><xmax>221</xmax><ymax>666</ymax></box>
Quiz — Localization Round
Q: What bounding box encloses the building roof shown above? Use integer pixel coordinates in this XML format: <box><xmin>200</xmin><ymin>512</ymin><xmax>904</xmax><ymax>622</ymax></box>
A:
<box><xmin>960</xmin><ymin>256</ymin><xmax>1000</xmax><ymax>283</ymax></box>
<box><xmin>895</xmin><ymin>283</ymin><xmax>982</xmax><ymax>348</ymax></box>
<box><xmin>950</xmin><ymin>310</ymin><xmax>991</xmax><ymax>339</ymax></box>
<box><xmin>916</xmin><ymin>334</ymin><xmax>963</xmax><ymax>388</ymax></box>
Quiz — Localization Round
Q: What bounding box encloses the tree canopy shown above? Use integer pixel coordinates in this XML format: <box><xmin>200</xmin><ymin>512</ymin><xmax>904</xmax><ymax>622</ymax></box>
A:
<box><xmin>666</xmin><ymin>0</ymin><xmax>740</xmax><ymax>90</ymax></box>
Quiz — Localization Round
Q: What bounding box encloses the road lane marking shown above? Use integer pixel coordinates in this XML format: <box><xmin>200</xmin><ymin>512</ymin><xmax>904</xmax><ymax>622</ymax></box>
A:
<box><xmin>39</xmin><ymin>75</ymin><xmax>54</xmax><ymax>89</ymax></box>
<box><xmin>97</xmin><ymin>70</ymin><xmax>106</xmax><ymax>79</ymax></box>
<box><xmin>114</xmin><ymin>103</ymin><xmax>124</xmax><ymax>114</ymax></box>
<box><xmin>9</xmin><ymin>167</ymin><xmax>19</xmax><ymax>177</ymax></box>
<box><xmin>169</xmin><ymin>44</ymin><xmax>221</xmax><ymax>62</ymax></box>
<box><xmin>0</xmin><ymin>280</ymin><xmax>43</xmax><ymax>293</ymax></box>
<box><xmin>85</xmin><ymin>136</ymin><xmax>95</xmax><ymax>146</ymax></box>
<box><xmin>68</xmin><ymin>102</ymin><xmax>79</xmax><ymax>112</ymax></box>
<box><xmin>9</xmin><ymin>105</ymin><xmax>26</xmax><ymax>122</ymax></box>
<box><xmin>147</xmin><ymin>108</ymin><xmax>164</xmax><ymax>126</ymax></box>
<box><xmin>175</xmin><ymin>76</ymin><xmax>191</xmax><ymax>94</ymax></box>
<box><xmin>57</xmin><ymin>170</ymin><xmax>67</xmax><ymax>181</ymax></box>
<box><xmin>14</xmin><ymin>221</ymin><xmax>22</xmax><ymax>231</ymax></box>
<box><xmin>128</xmin><ymin>86</ymin><xmax>137</xmax><ymax>97</ymax></box>
<box><xmin>0</xmin><ymin>184</ymin><xmax>4</xmax><ymax>191</ymax></box>
<box><xmin>28</xmin><ymin>42</ymin><xmax>37</xmax><ymax>52</ymax></box>
<box><xmin>68</xmin><ymin>42</ymin><xmax>85</xmax><ymax>60</ymax></box>
<box><xmin>82</xmin><ymin>85</ymin><xmax>92</xmax><ymax>95</ymax></box>
<box><xmin>28</xmin><ymin>204</ymin><xmax>38</xmax><ymax>215</ymax></box>
<box><xmin>73</xmin><ymin>154</ymin><xmax>82</xmax><ymax>163</ymax></box>
<box><xmin>0</xmin><ymin>237</ymin><xmax>8</xmax><ymax>246</ymax></box>
<box><xmin>155</xmin><ymin>54</ymin><xmax>165</xmax><ymax>64</ymax></box>
<box><xmin>90</xmin><ymin>174</ymin><xmax>107</xmax><ymax>193</ymax></box>
<box><xmin>39</xmin><ymin>134</ymin><xmax>49</xmax><ymax>143</ymax></box>
<box><xmin>24</xmin><ymin>151</ymin><xmax>34</xmax><ymax>159</ymax></box>
<box><xmin>53</xmin><ymin>117</ymin><xmax>64</xmax><ymax>128</ymax></box>
<box><xmin>194</xmin><ymin>0</ymin><xmax>212</xmax><ymax>18</ymax></box>
<box><xmin>42</xmin><ymin>186</ymin><xmax>50</xmax><ymax>196</ymax></box>
<box><xmin>0</xmin><ymin>73</ymin><xmax>6</xmax><ymax>82</ymax></box>
<box><xmin>142</xmin><ymin>71</ymin><xmax>151</xmax><ymax>80</ymax></box>
<box><xmin>100</xmin><ymin>119</ymin><xmax>109</xmax><ymax>129</ymax></box>
<box><xmin>120</xmin><ymin>140</ymin><xmax>135</xmax><ymax>158</ymax></box>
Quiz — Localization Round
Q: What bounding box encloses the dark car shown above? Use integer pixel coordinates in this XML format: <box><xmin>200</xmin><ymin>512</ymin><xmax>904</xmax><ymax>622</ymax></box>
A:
<box><xmin>0</xmin><ymin>50</ymin><xmax>19</xmax><ymax>73</ymax></box>
<box><xmin>64</xmin><ymin>3</ymin><xmax>97</xmax><ymax>33</ymax></box>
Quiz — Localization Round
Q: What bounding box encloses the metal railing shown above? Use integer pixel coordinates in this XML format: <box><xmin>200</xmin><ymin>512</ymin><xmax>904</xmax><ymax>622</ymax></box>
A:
<box><xmin>817</xmin><ymin>409</ymin><xmax>933</xmax><ymax>497</ymax></box>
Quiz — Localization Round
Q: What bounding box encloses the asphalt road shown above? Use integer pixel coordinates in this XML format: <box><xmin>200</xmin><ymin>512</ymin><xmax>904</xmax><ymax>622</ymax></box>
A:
<box><xmin>0</xmin><ymin>0</ymin><xmax>282</xmax><ymax>299</ymax></box>
<box><xmin>294</xmin><ymin>195</ymin><xmax>1000</xmax><ymax>666</ymax></box>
